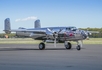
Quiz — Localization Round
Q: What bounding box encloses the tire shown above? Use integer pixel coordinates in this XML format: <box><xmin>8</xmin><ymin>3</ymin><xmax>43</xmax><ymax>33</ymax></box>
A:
<box><xmin>76</xmin><ymin>45</ymin><xmax>81</xmax><ymax>50</ymax></box>
<box><xmin>39</xmin><ymin>42</ymin><xmax>45</xmax><ymax>50</ymax></box>
<box><xmin>65</xmin><ymin>42</ymin><xmax>72</xmax><ymax>49</ymax></box>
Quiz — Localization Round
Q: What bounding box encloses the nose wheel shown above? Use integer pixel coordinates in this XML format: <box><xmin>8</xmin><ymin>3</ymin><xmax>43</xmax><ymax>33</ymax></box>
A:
<box><xmin>76</xmin><ymin>45</ymin><xmax>81</xmax><ymax>50</ymax></box>
<box><xmin>76</xmin><ymin>41</ymin><xmax>82</xmax><ymax>50</ymax></box>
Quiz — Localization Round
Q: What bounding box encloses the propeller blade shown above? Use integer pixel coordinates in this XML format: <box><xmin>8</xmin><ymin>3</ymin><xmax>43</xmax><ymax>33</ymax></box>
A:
<box><xmin>46</xmin><ymin>28</ymin><xmax>59</xmax><ymax>48</ymax></box>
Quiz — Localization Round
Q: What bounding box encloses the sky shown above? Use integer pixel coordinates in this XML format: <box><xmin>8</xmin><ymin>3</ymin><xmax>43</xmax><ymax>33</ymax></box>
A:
<box><xmin>0</xmin><ymin>0</ymin><xmax>102</xmax><ymax>33</ymax></box>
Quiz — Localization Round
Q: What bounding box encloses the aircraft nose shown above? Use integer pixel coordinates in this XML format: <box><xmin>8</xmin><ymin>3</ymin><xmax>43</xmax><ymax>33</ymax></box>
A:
<box><xmin>81</xmin><ymin>30</ymin><xmax>88</xmax><ymax>39</ymax></box>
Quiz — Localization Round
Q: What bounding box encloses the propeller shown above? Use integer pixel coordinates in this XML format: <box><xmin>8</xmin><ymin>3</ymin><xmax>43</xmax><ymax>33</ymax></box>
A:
<box><xmin>81</xmin><ymin>30</ymin><xmax>89</xmax><ymax>39</ymax></box>
<box><xmin>46</xmin><ymin>28</ymin><xmax>62</xmax><ymax>48</ymax></box>
<box><xmin>53</xmin><ymin>29</ymin><xmax>63</xmax><ymax>47</ymax></box>
<box><xmin>81</xmin><ymin>29</ymin><xmax>99</xmax><ymax>40</ymax></box>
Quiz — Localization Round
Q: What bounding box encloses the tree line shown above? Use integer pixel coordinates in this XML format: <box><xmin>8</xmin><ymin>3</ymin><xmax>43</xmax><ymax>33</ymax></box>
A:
<box><xmin>0</xmin><ymin>27</ymin><xmax>102</xmax><ymax>38</ymax></box>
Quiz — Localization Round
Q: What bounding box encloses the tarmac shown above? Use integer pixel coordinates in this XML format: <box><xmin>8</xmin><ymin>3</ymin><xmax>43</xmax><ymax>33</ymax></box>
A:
<box><xmin>0</xmin><ymin>44</ymin><xmax>102</xmax><ymax>70</ymax></box>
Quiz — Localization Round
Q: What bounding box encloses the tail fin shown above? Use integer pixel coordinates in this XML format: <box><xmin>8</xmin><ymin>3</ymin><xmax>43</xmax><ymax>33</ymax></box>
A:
<box><xmin>4</xmin><ymin>18</ymin><xmax>11</xmax><ymax>34</ymax></box>
<box><xmin>34</xmin><ymin>19</ymin><xmax>41</xmax><ymax>28</ymax></box>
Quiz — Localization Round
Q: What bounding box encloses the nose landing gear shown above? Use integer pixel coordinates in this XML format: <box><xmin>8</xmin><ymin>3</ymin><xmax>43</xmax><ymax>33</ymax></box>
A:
<box><xmin>76</xmin><ymin>41</ymin><xmax>83</xmax><ymax>50</ymax></box>
<box><xmin>76</xmin><ymin>45</ymin><xmax>81</xmax><ymax>50</ymax></box>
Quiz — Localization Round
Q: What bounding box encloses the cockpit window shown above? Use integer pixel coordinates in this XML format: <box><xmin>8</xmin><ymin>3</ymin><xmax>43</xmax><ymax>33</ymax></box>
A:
<box><xmin>71</xmin><ymin>27</ymin><xmax>77</xmax><ymax>31</ymax></box>
<box><xmin>66</xmin><ymin>28</ymin><xmax>71</xmax><ymax>30</ymax></box>
<box><xmin>66</xmin><ymin>27</ymin><xmax>77</xmax><ymax>31</ymax></box>
<box><xmin>49</xmin><ymin>28</ymin><xmax>61</xmax><ymax>32</ymax></box>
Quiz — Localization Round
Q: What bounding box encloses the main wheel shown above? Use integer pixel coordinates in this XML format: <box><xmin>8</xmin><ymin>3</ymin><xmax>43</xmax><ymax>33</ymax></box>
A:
<box><xmin>39</xmin><ymin>42</ymin><xmax>45</xmax><ymax>50</ymax></box>
<box><xmin>65</xmin><ymin>42</ymin><xmax>72</xmax><ymax>49</ymax></box>
<box><xmin>76</xmin><ymin>45</ymin><xmax>81</xmax><ymax>50</ymax></box>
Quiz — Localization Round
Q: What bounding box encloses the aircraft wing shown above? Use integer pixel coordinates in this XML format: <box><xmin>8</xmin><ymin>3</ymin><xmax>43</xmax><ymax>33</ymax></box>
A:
<box><xmin>4</xmin><ymin>29</ymin><xmax>46</xmax><ymax>34</ymax></box>
<box><xmin>10</xmin><ymin>29</ymin><xmax>46</xmax><ymax>32</ymax></box>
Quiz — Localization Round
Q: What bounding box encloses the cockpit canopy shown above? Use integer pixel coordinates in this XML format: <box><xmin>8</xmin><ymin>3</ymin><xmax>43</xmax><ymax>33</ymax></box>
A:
<box><xmin>48</xmin><ymin>26</ymin><xmax>77</xmax><ymax>33</ymax></box>
<box><xmin>66</xmin><ymin>27</ymin><xmax>77</xmax><ymax>31</ymax></box>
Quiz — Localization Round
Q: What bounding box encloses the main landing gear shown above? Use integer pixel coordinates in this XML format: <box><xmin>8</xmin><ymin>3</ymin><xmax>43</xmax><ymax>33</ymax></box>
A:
<box><xmin>64</xmin><ymin>41</ymin><xmax>72</xmax><ymax>49</ymax></box>
<box><xmin>39</xmin><ymin>42</ymin><xmax>45</xmax><ymax>50</ymax></box>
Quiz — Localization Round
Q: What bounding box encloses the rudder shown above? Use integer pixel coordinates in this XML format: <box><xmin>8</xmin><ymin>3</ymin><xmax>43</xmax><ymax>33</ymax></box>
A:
<box><xmin>4</xmin><ymin>18</ymin><xmax>11</xmax><ymax>34</ymax></box>
<box><xmin>34</xmin><ymin>19</ymin><xmax>41</xmax><ymax>28</ymax></box>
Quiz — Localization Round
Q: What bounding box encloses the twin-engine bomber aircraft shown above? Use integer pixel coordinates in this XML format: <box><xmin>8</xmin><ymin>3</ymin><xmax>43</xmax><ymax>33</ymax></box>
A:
<box><xmin>4</xmin><ymin>18</ymin><xmax>93</xmax><ymax>50</ymax></box>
